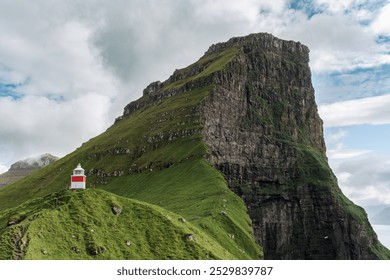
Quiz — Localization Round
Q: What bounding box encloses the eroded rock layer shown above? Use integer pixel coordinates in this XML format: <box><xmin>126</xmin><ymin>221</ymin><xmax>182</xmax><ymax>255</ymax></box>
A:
<box><xmin>117</xmin><ymin>33</ymin><xmax>389</xmax><ymax>259</ymax></box>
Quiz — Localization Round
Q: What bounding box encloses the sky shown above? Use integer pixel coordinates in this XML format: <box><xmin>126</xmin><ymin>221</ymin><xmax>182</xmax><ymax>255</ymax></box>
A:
<box><xmin>0</xmin><ymin>0</ymin><xmax>390</xmax><ymax>209</ymax></box>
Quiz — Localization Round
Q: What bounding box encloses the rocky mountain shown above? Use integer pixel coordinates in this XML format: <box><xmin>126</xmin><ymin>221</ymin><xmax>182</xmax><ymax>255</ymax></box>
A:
<box><xmin>116</xmin><ymin>33</ymin><xmax>389</xmax><ymax>259</ymax></box>
<box><xmin>0</xmin><ymin>33</ymin><xmax>388</xmax><ymax>259</ymax></box>
<box><xmin>0</xmin><ymin>154</ymin><xmax>58</xmax><ymax>188</ymax></box>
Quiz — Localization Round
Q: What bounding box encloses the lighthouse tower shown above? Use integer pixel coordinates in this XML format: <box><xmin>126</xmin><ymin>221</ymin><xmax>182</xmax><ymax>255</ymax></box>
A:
<box><xmin>70</xmin><ymin>163</ymin><xmax>86</xmax><ymax>190</ymax></box>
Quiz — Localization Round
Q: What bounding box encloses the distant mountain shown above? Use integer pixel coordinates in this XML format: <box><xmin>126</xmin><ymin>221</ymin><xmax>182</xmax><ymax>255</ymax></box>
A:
<box><xmin>371</xmin><ymin>206</ymin><xmax>390</xmax><ymax>225</ymax></box>
<box><xmin>0</xmin><ymin>154</ymin><xmax>58</xmax><ymax>188</ymax></box>
<box><xmin>364</xmin><ymin>205</ymin><xmax>389</xmax><ymax>220</ymax></box>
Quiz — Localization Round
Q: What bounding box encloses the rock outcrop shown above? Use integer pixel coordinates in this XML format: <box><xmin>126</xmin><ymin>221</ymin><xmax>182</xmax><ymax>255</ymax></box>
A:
<box><xmin>116</xmin><ymin>32</ymin><xmax>389</xmax><ymax>259</ymax></box>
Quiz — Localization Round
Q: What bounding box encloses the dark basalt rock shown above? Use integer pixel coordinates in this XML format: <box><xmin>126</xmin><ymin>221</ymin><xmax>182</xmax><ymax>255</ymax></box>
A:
<box><xmin>116</xmin><ymin>32</ymin><xmax>389</xmax><ymax>259</ymax></box>
<box><xmin>199</xmin><ymin>33</ymin><xmax>384</xmax><ymax>259</ymax></box>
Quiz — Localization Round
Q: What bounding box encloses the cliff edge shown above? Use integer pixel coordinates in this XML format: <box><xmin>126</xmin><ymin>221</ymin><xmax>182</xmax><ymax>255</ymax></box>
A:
<box><xmin>118</xmin><ymin>33</ymin><xmax>389</xmax><ymax>259</ymax></box>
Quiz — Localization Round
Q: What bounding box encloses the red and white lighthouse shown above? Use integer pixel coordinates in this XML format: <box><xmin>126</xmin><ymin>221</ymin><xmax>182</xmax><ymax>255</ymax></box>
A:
<box><xmin>70</xmin><ymin>163</ymin><xmax>86</xmax><ymax>190</ymax></box>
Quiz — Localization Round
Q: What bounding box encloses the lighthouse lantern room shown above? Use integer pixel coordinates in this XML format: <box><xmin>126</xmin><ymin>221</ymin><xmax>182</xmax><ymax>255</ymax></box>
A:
<box><xmin>70</xmin><ymin>163</ymin><xmax>86</xmax><ymax>190</ymax></box>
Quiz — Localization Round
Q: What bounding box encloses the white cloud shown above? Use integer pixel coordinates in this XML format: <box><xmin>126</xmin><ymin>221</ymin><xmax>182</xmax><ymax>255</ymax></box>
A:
<box><xmin>326</xmin><ymin>129</ymin><xmax>348</xmax><ymax>144</ymax></box>
<box><xmin>330</xmin><ymin>155</ymin><xmax>390</xmax><ymax>206</ymax></box>
<box><xmin>372</xmin><ymin>2</ymin><xmax>390</xmax><ymax>35</ymax></box>
<box><xmin>314</xmin><ymin>0</ymin><xmax>366</xmax><ymax>14</ymax></box>
<box><xmin>319</xmin><ymin>94</ymin><xmax>390</xmax><ymax>127</ymax></box>
<box><xmin>0</xmin><ymin>93</ymin><xmax>111</xmax><ymax>165</ymax></box>
<box><xmin>279</xmin><ymin>12</ymin><xmax>390</xmax><ymax>72</ymax></box>
<box><xmin>0</xmin><ymin>164</ymin><xmax>8</xmax><ymax>175</ymax></box>
<box><xmin>314</xmin><ymin>65</ymin><xmax>390</xmax><ymax>104</ymax></box>
<box><xmin>325</xmin><ymin>130</ymin><xmax>371</xmax><ymax>160</ymax></box>
<box><xmin>0</xmin><ymin>18</ymin><xmax>119</xmax><ymax>99</ymax></box>
<box><xmin>327</xmin><ymin>147</ymin><xmax>371</xmax><ymax>159</ymax></box>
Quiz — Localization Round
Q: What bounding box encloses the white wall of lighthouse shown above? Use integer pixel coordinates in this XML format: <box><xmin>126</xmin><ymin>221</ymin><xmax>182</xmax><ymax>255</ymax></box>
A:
<box><xmin>70</xmin><ymin>163</ymin><xmax>86</xmax><ymax>190</ymax></box>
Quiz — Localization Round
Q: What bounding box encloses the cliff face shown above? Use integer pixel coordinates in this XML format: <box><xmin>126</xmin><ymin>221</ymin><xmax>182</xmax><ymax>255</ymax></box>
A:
<box><xmin>198</xmin><ymin>34</ymin><xmax>380</xmax><ymax>259</ymax></box>
<box><xmin>117</xmin><ymin>33</ymin><xmax>388</xmax><ymax>259</ymax></box>
<box><xmin>202</xmin><ymin>34</ymin><xmax>388</xmax><ymax>259</ymax></box>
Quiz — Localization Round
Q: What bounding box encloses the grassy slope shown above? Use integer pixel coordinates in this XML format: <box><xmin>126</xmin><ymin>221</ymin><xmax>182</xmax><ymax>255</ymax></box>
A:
<box><xmin>0</xmin><ymin>189</ymin><xmax>235</xmax><ymax>259</ymax></box>
<box><xmin>0</xmin><ymin>48</ymin><xmax>262</xmax><ymax>259</ymax></box>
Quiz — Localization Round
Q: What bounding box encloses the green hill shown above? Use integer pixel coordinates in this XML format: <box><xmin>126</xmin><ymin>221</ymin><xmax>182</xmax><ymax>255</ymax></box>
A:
<box><xmin>0</xmin><ymin>55</ymin><xmax>262</xmax><ymax>259</ymax></box>
<box><xmin>0</xmin><ymin>189</ymin><xmax>244</xmax><ymax>259</ymax></box>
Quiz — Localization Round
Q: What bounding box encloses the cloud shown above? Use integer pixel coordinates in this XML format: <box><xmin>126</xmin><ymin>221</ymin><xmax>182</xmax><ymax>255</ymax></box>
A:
<box><xmin>279</xmin><ymin>11</ymin><xmax>390</xmax><ymax>72</ymax></box>
<box><xmin>325</xmin><ymin>129</ymin><xmax>371</xmax><ymax>160</ymax></box>
<box><xmin>0</xmin><ymin>18</ymin><xmax>119</xmax><ymax>99</ymax></box>
<box><xmin>326</xmin><ymin>129</ymin><xmax>348</xmax><ymax>144</ymax></box>
<box><xmin>372</xmin><ymin>2</ymin><xmax>390</xmax><ymax>35</ymax></box>
<box><xmin>313</xmin><ymin>65</ymin><xmax>390</xmax><ymax>104</ymax></box>
<box><xmin>0</xmin><ymin>164</ymin><xmax>7</xmax><ymax>175</ymax></box>
<box><xmin>327</xmin><ymin>147</ymin><xmax>371</xmax><ymax>160</ymax></box>
<box><xmin>319</xmin><ymin>94</ymin><xmax>390</xmax><ymax>127</ymax></box>
<box><xmin>330</xmin><ymin>155</ymin><xmax>390</xmax><ymax>206</ymax></box>
<box><xmin>0</xmin><ymin>93</ymin><xmax>111</xmax><ymax>164</ymax></box>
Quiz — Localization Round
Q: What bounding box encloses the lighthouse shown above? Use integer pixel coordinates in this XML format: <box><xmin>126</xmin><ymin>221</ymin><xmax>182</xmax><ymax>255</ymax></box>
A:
<box><xmin>70</xmin><ymin>163</ymin><xmax>86</xmax><ymax>190</ymax></box>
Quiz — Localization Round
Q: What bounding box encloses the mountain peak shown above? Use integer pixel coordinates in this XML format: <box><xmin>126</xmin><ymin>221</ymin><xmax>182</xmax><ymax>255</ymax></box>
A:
<box><xmin>10</xmin><ymin>153</ymin><xmax>59</xmax><ymax>170</ymax></box>
<box><xmin>0</xmin><ymin>153</ymin><xmax>59</xmax><ymax>189</ymax></box>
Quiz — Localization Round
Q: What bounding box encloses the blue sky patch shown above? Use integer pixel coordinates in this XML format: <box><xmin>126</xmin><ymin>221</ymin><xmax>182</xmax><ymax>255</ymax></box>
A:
<box><xmin>289</xmin><ymin>0</ymin><xmax>324</xmax><ymax>18</ymax></box>
<box><xmin>0</xmin><ymin>83</ymin><xmax>23</xmax><ymax>100</ymax></box>
<box><xmin>325</xmin><ymin>124</ymin><xmax>390</xmax><ymax>155</ymax></box>
<box><xmin>313</xmin><ymin>64</ymin><xmax>390</xmax><ymax>104</ymax></box>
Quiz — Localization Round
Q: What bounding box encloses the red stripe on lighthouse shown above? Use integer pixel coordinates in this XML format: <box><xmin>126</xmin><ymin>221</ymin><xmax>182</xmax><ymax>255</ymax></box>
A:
<box><xmin>72</xmin><ymin>176</ymin><xmax>86</xmax><ymax>182</ymax></box>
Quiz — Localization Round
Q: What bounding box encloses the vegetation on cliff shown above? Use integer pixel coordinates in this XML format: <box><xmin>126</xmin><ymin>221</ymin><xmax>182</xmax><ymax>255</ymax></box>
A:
<box><xmin>0</xmin><ymin>32</ymin><xmax>388</xmax><ymax>260</ymax></box>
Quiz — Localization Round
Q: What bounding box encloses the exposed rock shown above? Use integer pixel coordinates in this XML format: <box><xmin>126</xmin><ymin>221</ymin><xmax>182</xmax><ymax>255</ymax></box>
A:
<box><xmin>111</xmin><ymin>206</ymin><xmax>122</xmax><ymax>215</ymax></box>
<box><xmin>10</xmin><ymin>153</ymin><xmax>59</xmax><ymax>170</ymax></box>
<box><xmin>185</xmin><ymin>234</ymin><xmax>195</xmax><ymax>241</ymax></box>
<box><xmin>198</xmin><ymin>33</ymin><xmax>383</xmax><ymax>259</ymax></box>
<box><xmin>88</xmin><ymin>244</ymin><xmax>106</xmax><ymax>256</ymax></box>
<box><xmin>7</xmin><ymin>219</ymin><xmax>19</xmax><ymax>226</ymax></box>
<box><xmin>178</xmin><ymin>217</ymin><xmax>186</xmax><ymax>223</ymax></box>
<box><xmin>72</xmin><ymin>247</ymin><xmax>81</xmax><ymax>254</ymax></box>
<box><xmin>114</xmin><ymin>32</ymin><xmax>388</xmax><ymax>259</ymax></box>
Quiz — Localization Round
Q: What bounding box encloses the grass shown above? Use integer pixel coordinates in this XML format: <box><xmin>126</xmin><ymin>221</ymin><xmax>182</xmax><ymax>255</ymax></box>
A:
<box><xmin>0</xmin><ymin>44</ymin><xmax>263</xmax><ymax>259</ymax></box>
<box><xmin>0</xmin><ymin>85</ymin><xmax>211</xmax><ymax>211</ymax></box>
<box><xmin>0</xmin><ymin>189</ymin><xmax>238</xmax><ymax>259</ymax></box>
<box><xmin>103</xmin><ymin>159</ymin><xmax>262</xmax><ymax>259</ymax></box>
<box><xmin>164</xmin><ymin>47</ymin><xmax>239</xmax><ymax>90</ymax></box>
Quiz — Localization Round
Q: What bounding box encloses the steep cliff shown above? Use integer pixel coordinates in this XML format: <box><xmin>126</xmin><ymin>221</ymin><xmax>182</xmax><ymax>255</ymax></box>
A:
<box><xmin>198</xmin><ymin>34</ymin><xmax>386</xmax><ymax>259</ymax></box>
<box><xmin>117</xmin><ymin>33</ymin><xmax>389</xmax><ymax>259</ymax></box>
